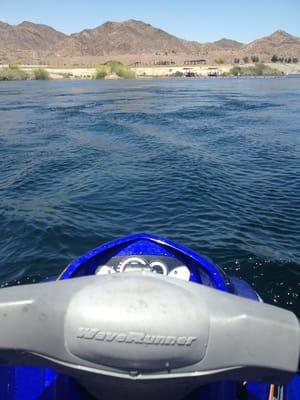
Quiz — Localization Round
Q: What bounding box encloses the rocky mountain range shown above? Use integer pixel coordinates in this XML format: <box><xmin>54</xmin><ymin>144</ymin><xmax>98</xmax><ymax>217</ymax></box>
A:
<box><xmin>0</xmin><ymin>21</ymin><xmax>66</xmax><ymax>51</ymax></box>
<box><xmin>0</xmin><ymin>19</ymin><xmax>299</xmax><ymax>65</ymax></box>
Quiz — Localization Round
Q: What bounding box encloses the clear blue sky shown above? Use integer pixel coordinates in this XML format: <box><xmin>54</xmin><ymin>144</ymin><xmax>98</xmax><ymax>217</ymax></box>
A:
<box><xmin>1</xmin><ymin>0</ymin><xmax>299</xmax><ymax>43</ymax></box>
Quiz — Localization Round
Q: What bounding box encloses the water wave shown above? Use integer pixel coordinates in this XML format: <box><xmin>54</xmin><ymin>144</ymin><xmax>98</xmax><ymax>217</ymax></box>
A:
<box><xmin>0</xmin><ymin>78</ymin><xmax>299</xmax><ymax>315</ymax></box>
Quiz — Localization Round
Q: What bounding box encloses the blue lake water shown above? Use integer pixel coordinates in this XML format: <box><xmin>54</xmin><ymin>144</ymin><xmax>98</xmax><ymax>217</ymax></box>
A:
<box><xmin>0</xmin><ymin>77</ymin><xmax>299</xmax><ymax>314</ymax></box>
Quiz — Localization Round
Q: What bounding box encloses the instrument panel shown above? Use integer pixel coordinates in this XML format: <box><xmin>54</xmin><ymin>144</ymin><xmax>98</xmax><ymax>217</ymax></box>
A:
<box><xmin>95</xmin><ymin>255</ymin><xmax>191</xmax><ymax>281</ymax></box>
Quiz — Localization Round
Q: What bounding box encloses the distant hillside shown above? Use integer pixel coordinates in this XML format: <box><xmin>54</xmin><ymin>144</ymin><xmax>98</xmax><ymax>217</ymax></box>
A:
<box><xmin>242</xmin><ymin>30</ymin><xmax>300</xmax><ymax>58</ymax></box>
<box><xmin>53</xmin><ymin>20</ymin><xmax>200</xmax><ymax>56</ymax></box>
<box><xmin>0</xmin><ymin>20</ymin><xmax>299</xmax><ymax>65</ymax></box>
<box><xmin>210</xmin><ymin>38</ymin><xmax>244</xmax><ymax>50</ymax></box>
<box><xmin>0</xmin><ymin>21</ymin><xmax>66</xmax><ymax>51</ymax></box>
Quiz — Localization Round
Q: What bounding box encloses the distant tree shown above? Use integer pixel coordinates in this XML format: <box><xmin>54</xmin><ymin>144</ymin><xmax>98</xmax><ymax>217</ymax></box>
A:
<box><xmin>95</xmin><ymin>60</ymin><xmax>135</xmax><ymax>79</ymax></box>
<box><xmin>279</xmin><ymin>57</ymin><xmax>284</xmax><ymax>63</ymax></box>
<box><xmin>33</xmin><ymin>68</ymin><xmax>50</xmax><ymax>80</ymax></box>
<box><xmin>287</xmin><ymin>57</ymin><xmax>292</xmax><ymax>63</ymax></box>
<box><xmin>172</xmin><ymin>71</ymin><xmax>184</xmax><ymax>77</ymax></box>
<box><xmin>243</xmin><ymin>56</ymin><xmax>249</xmax><ymax>64</ymax></box>
<box><xmin>233</xmin><ymin>58</ymin><xmax>240</xmax><ymax>64</ymax></box>
<box><xmin>0</xmin><ymin>64</ymin><xmax>28</xmax><ymax>81</ymax></box>
<box><xmin>95</xmin><ymin>65</ymin><xmax>107</xmax><ymax>79</ymax></box>
<box><xmin>252</xmin><ymin>63</ymin><xmax>266</xmax><ymax>76</ymax></box>
<box><xmin>215</xmin><ymin>58</ymin><xmax>224</xmax><ymax>65</ymax></box>
<box><xmin>271</xmin><ymin>54</ymin><xmax>278</xmax><ymax>62</ymax></box>
<box><xmin>292</xmin><ymin>58</ymin><xmax>298</xmax><ymax>63</ymax></box>
<box><xmin>251</xmin><ymin>56</ymin><xmax>259</xmax><ymax>63</ymax></box>
<box><xmin>229</xmin><ymin>66</ymin><xmax>241</xmax><ymax>76</ymax></box>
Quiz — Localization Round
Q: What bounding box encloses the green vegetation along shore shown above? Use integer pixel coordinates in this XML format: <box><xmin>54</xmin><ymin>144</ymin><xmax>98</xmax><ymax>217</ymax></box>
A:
<box><xmin>95</xmin><ymin>60</ymin><xmax>135</xmax><ymax>79</ymax></box>
<box><xmin>33</xmin><ymin>68</ymin><xmax>50</xmax><ymax>80</ymax></box>
<box><xmin>0</xmin><ymin>61</ymin><xmax>136</xmax><ymax>81</ymax></box>
<box><xmin>1</xmin><ymin>61</ymin><xmax>298</xmax><ymax>81</ymax></box>
<box><xmin>228</xmin><ymin>63</ymin><xmax>282</xmax><ymax>76</ymax></box>
<box><xmin>0</xmin><ymin>64</ymin><xmax>29</xmax><ymax>81</ymax></box>
<box><xmin>0</xmin><ymin>64</ymin><xmax>50</xmax><ymax>81</ymax></box>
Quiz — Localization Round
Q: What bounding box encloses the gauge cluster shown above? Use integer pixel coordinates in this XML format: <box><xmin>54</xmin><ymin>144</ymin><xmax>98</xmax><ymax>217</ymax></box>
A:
<box><xmin>95</xmin><ymin>255</ymin><xmax>191</xmax><ymax>282</ymax></box>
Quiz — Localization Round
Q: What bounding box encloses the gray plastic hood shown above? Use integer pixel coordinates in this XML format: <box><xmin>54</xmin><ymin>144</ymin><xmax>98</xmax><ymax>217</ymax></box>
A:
<box><xmin>0</xmin><ymin>274</ymin><xmax>298</xmax><ymax>399</ymax></box>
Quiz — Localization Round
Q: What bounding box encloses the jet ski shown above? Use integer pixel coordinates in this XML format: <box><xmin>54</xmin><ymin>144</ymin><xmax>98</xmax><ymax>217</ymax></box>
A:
<box><xmin>0</xmin><ymin>233</ymin><xmax>299</xmax><ymax>400</ymax></box>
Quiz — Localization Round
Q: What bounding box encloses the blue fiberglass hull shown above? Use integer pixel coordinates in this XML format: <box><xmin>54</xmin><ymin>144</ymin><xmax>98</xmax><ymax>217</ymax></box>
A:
<box><xmin>0</xmin><ymin>234</ymin><xmax>299</xmax><ymax>400</ymax></box>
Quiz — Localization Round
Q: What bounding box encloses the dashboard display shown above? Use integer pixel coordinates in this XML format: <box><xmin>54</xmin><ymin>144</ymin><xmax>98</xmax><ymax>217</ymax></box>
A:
<box><xmin>94</xmin><ymin>255</ymin><xmax>191</xmax><ymax>281</ymax></box>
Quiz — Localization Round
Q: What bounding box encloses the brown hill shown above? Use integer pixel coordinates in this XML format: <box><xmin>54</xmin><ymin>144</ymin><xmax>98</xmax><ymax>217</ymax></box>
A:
<box><xmin>52</xmin><ymin>20</ymin><xmax>200</xmax><ymax>57</ymax></box>
<box><xmin>209</xmin><ymin>38</ymin><xmax>244</xmax><ymax>50</ymax></box>
<box><xmin>0</xmin><ymin>20</ymin><xmax>300</xmax><ymax>65</ymax></box>
<box><xmin>0</xmin><ymin>21</ymin><xmax>66</xmax><ymax>51</ymax></box>
<box><xmin>241</xmin><ymin>30</ymin><xmax>300</xmax><ymax>60</ymax></box>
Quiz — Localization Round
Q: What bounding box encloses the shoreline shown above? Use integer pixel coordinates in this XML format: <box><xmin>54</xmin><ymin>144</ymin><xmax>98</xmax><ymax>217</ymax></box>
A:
<box><xmin>1</xmin><ymin>62</ymin><xmax>300</xmax><ymax>81</ymax></box>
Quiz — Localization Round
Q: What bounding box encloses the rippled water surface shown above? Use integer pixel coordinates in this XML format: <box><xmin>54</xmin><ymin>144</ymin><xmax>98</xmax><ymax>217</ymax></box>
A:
<box><xmin>0</xmin><ymin>78</ymin><xmax>299</xmax><ymax>314</ymax></box>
